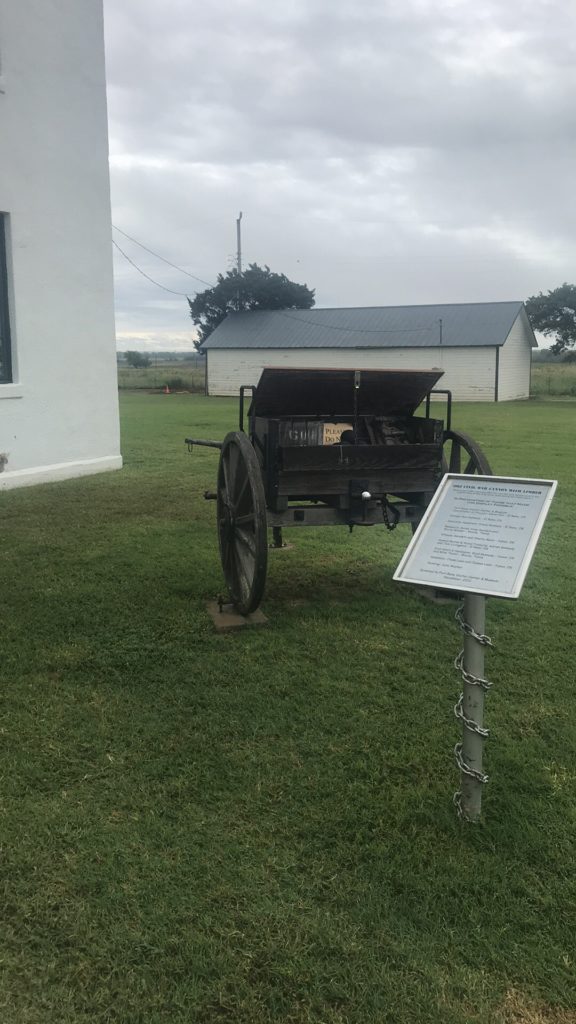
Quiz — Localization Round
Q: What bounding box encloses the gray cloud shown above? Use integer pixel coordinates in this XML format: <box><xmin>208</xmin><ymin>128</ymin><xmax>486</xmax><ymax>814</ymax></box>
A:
<box><xmin>104</xmin><ymin>0</ymin><xmax>576</xmax><ymax>348</ymax></box>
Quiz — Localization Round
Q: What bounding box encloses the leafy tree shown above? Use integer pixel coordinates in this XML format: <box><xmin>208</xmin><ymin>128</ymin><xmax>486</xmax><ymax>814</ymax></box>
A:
<box><xmin>189</xmin><ymin>263</ymin><xmax>315</xmax><ymax>345</ymax></box>
<box><xmin>124</xmin><ymin>350</ymin><xmax>151</xmax><ymax>369</ymax></box>
<box><xmin>525</xmin><ymin>283</ymin><xmax>576</xmax><ymax>353</ymax></box>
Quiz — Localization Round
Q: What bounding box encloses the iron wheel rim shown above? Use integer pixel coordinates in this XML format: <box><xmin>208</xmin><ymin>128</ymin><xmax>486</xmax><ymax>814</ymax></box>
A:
<box><xmin>442</xmin><ymin>429</ymin><xmax>492</xmax><ymax>476</ymax></box>
<box><xmin>216</xmin><ymin>431</ymin><xmax>268</xmax><ymax>614</ymax></box>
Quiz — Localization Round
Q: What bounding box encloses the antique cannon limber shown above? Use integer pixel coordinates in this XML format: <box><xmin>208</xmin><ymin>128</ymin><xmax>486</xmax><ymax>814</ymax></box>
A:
<box><xmin>186</xmin><ymin>367</ymin><xmax>491</xmax><ymax>614</ymax></box>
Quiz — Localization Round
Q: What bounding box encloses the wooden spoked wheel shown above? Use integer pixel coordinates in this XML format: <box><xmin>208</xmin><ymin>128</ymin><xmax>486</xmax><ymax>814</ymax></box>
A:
<box><xmin>442</xmin><ymin>429</ymin><xmax>492</xmax><ymax>476</ymax></box>
<box><xmin>217</xmin><ymin>431</ymin><xmax>268</xmax><ymax>615</ymax></box>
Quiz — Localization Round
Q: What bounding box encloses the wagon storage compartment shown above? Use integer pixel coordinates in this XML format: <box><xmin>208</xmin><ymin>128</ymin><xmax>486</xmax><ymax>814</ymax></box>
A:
<box><xmin>275</xmin><ymin>415</ymin><xmax>442</xmax><ymax>447</ymax></box>
<box><xmin>249</xmin><ymin>367</ymin><xmax>446</xmax><ymax>503</ymax></box>
<box><xmin>277</xmin><ymin>439</ymin><xmax>443</xmax><ymax>497</ymax></box>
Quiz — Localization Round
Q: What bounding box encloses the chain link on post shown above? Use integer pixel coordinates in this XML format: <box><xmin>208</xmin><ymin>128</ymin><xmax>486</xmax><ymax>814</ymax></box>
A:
<box><xmin>453</xmin><ymin>596</ymin><xmax>494</xmax><ymax>822</ymax></box>
<box><xmin>455</xmin><ymin>604</ymin><xmax>494</xmax><ymax>649</ymax></box>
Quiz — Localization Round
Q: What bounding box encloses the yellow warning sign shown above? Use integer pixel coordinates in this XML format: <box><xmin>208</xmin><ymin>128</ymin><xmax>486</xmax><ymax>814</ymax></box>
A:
<box><xmin>322</xmin><ymin>422</ymin><xmax>354</xmax><ymax>445</ymax></box>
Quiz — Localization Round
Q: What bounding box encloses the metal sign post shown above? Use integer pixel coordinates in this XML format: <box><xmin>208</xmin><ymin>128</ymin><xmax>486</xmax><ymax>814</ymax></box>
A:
<box><xmin>394</xmin><ymin>475</ymin><xmax>557</xmax><ymax>822</ymax></box>
<box><xmin>454</xmin><ymin>595</ymin><xmax>492</xmax><ymax>821</ymax></box>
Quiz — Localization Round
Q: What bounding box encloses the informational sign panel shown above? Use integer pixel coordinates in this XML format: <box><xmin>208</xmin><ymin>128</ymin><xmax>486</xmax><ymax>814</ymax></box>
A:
<box><xmin>394</xmin><ymin>475</ymin><xmax>557</xmax><ymax>599</ymax></box>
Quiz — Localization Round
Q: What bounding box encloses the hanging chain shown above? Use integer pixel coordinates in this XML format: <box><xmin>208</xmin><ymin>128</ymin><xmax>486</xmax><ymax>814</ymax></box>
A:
<box><xmin>381</xmin><ymin>499</ymin><xmax>400</xmax><ymax>532</ymax></box>
<box><xmin>453</xmin><ymin>602</ymin><xmax>494</xmax><ymax>819</ymax></box>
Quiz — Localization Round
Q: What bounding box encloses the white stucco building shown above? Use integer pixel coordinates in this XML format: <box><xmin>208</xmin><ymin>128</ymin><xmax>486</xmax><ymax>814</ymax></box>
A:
<box><xmin>0</xmin><ymin>0</ymin><xmax>121</xmax><ymax>490</ymax></box>
<box><xmin>202</xmin><ymin>302</ymin><xmax>536</xmax><ymax>402</ymax></box>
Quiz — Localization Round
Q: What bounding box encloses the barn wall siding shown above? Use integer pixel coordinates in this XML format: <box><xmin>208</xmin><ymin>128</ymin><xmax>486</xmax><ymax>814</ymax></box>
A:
<box><xmin>207</xmin><ymin>346</ymin><xmax>497</xmax><ymax>401</ymax></box>
<box><xmin>497</xmin><ymin>311</ymin><xmax>533</xmax><ymax>401</ymax></box>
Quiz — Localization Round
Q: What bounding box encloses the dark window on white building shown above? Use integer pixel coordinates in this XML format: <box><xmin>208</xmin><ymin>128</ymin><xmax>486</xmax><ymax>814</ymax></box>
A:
<box><xmin>0</xmin><ymin>214</ymin><xmax>13</xmax><ymax>383</ymax></box>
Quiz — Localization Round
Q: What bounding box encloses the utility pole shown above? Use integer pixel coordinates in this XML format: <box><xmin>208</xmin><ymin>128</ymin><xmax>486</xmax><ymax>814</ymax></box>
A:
<box><xmin>236</xmin><ymin>211</ymin><xmax>243</xmax><ymax>311</ymax></box>
<box><xmin>236</xmin><ymin>211</ymin><xmax>243</xmax><ymax>275</ymax></box>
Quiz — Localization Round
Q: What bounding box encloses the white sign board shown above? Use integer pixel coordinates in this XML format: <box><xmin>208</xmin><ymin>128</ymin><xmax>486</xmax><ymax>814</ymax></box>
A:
<box><xmin>394</xmin><ymin>475</ymin><xmax>557</xmax><ymax>599</ymax></box>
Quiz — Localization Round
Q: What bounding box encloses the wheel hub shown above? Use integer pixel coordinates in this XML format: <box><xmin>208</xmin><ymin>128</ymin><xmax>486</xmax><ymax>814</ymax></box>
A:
<box><xmin>223</xmin><ymin>504</ymin><xmax>236</xmax><ymax>538</ymax></box>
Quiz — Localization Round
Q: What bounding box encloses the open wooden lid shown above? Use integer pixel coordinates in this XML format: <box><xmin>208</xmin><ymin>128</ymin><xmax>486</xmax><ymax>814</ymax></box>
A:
<box><xmin>250</xmin><ymin>367</ymin><xmax>444</xmax><ymax>418</ymax></box>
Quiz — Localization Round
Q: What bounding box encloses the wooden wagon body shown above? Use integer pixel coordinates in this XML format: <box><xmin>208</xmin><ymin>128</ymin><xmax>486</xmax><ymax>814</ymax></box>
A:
<box><xmin>186</xmin><ymin>367</ymin><xmax>491</xmax><ymax>613</ymax></box>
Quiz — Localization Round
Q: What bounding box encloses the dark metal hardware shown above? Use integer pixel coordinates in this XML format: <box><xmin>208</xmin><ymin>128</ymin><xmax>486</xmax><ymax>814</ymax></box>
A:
<box><xmin>185</xmin><ymin>438</ymin><xmax>223</xmax><ymax>452</ymax></box>
<box><xmin>239</xmin><ymin>385</ymin><xmax>256</xmax><ymax>433</ymax></box>
<box><xmin>425</xmin><ymin>389</ymin><xmax>452</xmax><ymax>432</ymax></box>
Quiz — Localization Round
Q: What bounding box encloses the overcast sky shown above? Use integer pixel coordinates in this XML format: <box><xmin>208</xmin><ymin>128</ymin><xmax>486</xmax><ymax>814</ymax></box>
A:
<box><xmin>103</xmin><ymin>0</ymin><xmax>576</xmax><ymax>350</ymax></box>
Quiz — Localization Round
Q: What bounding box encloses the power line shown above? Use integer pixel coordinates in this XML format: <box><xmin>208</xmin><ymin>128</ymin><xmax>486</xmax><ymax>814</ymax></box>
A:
<box><xmin>112</xmin><ymin>239</ymin><xmax>192</xmax><ymax>298</ymax></box>
<box><xmin>112</xmin><ymin>225</ymin><xmax>214</xmax><ymax>287</ymax></box>
<box><xmin>111</xmin><ymin>233</ymin><xmax>438</xmax><ymax>333</ymax></box>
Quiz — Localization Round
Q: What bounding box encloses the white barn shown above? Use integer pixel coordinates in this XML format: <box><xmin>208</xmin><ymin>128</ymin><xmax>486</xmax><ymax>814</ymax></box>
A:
<box><xmin>0</xmin><ymin>0</ymin><xmax>121</xmax><ymax>490</ymax></box>
<box><xmin>202</xmin><ymin>302</ymin><xmax>536</xmax><ymax>402</ymax></box>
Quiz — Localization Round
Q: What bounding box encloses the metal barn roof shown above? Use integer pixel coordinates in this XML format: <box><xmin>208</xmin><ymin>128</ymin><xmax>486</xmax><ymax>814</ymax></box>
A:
<box><xmin>201</xmin><ymin>301</ymin><xmax>531</xmax><ymax>350</ymax></box>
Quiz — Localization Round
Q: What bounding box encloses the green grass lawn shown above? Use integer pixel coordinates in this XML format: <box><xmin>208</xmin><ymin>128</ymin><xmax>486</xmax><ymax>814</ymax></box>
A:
<box><xmin>1</xmin><ymin>394</ymin><xmax>575</xmax><ymax>1024</ymax></box>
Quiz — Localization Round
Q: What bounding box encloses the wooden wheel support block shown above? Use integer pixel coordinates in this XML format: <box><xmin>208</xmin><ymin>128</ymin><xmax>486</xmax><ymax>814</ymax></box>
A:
<box><xmin>207</xmin><ymin>601</ymin><xmax>268</xmax><ymax>632</ymax></box>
